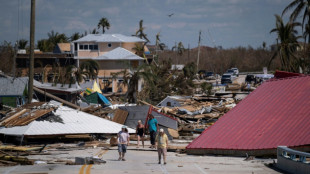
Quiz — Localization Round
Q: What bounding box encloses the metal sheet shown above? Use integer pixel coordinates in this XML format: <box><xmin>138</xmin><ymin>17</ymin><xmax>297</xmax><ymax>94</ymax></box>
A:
<box><xmin>187</xmin><ymin>75</ymin><xmax>310</xmax><ymax>151</ymax></box>
<box><xmin>0</xmin><ymin>104</ymin><xmax>135</xmax><ymax>136</ymax></box>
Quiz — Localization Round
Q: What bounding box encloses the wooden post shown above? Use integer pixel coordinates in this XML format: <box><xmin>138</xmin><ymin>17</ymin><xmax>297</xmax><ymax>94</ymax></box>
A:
<box><xmin>28</xmin><ymin>0</ymin><xmax>35</xmax><ymax>103</ymax></box>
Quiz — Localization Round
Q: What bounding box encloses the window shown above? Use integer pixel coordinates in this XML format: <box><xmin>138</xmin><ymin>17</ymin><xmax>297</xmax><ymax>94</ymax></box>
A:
<box><xmin>89</xmin><ymin>45</ymin><xmax>94</xmax><ymax>50</ymax></box>
<box><xmin>94</xmin><ymin>45</ymin><xmax>98</xmax><ymax>50</ymax></box>
<box><xmin>108</xmin><ymin>43</ymin><xmax>112</xmax><ymax>47</ymax></box>
<box><xmin>79</xmin><ymin>44</ymin><xmax>98</xmax><ymax>50</ymax></box>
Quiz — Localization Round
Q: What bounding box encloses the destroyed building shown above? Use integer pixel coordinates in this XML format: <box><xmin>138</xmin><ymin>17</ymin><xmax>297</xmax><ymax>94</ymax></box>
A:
<box><xmin>0</xmin><ymin>101</ymin><xmax>134</xmax><ymax>144</ymax></box>
<box><xmin>186</xmin><ymin>73</ymin><xmax>310</xmax><ymax>156</ymax></box>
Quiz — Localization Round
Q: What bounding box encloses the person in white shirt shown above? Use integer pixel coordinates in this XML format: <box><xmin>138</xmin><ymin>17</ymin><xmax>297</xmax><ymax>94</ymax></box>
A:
<box><xmin>117</xmin><ymin>125</ymin><xmax>130</xmax><ymax>161</ymax></box>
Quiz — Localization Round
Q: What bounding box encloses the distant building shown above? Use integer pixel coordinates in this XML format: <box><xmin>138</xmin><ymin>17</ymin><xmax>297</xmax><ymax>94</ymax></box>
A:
<box><xmin>72</xmin><ymin>34</ymin><xmax>148</xmax><ymax>93</ymax></box>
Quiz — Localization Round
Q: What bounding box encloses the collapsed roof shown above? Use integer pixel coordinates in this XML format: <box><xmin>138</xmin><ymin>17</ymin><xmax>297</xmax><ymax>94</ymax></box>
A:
<box><xmin>0</xmin><ymin>101</ymin><xmax>135</xmax><ymax>137</ymax></box>
<box><xmin>186</xmin><ymin>75</ymin><xmax>310</xmax><ymax>156</ymax></box>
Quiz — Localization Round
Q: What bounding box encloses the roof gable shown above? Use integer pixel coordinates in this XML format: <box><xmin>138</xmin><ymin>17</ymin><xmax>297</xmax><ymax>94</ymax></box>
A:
<box><xmin>95</xmin><ymin>47</ymin><xmax>144</xmax><ymax>60</ymax></box>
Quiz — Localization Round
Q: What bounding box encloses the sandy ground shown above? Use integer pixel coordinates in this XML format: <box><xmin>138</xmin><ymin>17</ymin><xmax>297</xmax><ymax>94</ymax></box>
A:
<box><xmin>0</xmin><ymin>141</ymin><xmax>284</xmax><ymax>174</ymax></box>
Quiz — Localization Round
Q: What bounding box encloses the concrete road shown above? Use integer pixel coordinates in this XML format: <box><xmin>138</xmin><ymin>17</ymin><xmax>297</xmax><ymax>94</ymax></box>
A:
<box><xmin>0</xmin><ymin>145</ymin><xmax>283</xmax><ymax>174</ymax></box>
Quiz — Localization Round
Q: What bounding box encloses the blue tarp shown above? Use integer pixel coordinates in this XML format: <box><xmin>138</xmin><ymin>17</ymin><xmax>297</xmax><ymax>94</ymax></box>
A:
<box><xmin>98</xmin><ymin>92</ymin><xmax>112</xmax><ymax>105</ymax></box>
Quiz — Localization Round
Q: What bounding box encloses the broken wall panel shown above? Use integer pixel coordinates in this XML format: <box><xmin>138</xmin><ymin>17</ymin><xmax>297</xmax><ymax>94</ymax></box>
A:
<box><xmin>112</xmin><ymin>109</ymin><xmax>129</xmax><ymax>125</ymax></box>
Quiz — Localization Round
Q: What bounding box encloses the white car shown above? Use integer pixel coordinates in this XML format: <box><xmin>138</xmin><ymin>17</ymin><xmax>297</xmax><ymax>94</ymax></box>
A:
<box><xmin>231</xmin><ymin>68</ymin><xmax>239</xmax><ymax>77</ymax></box>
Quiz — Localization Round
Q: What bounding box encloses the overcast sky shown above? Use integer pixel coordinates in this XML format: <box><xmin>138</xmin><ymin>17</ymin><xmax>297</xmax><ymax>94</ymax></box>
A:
<box><xmin>0</xmin><ymin>0</ymin><xmax>294</xmax><ymax>49</ymax></box>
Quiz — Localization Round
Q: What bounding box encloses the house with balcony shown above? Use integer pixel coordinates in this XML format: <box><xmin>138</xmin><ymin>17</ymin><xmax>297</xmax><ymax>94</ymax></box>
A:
<box><xmin>71</xmin><ymin>34</ymin><xmax>147</xmax><ymax>93</ymax></box>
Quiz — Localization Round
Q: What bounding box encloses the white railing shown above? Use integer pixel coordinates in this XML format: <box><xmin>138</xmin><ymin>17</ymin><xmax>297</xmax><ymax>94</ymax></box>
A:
<box><xmin>277</xmin><ymin>146</ymin><xmax>310</xmax><ymax>174</ymax></box>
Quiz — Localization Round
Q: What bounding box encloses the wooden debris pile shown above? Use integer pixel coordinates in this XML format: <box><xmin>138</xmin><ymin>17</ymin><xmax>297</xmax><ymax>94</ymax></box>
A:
<box><xmin>0</xmin><ymin>102</ymin><xmax>57</xmax><ymax>128</ymax></box>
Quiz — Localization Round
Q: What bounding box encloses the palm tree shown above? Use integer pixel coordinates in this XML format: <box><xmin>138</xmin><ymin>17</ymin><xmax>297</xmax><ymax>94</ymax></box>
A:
<box><xmin>37</xmin><ymin>39</ymin><xmax>52</xmax><ymax>52</ymax></box>
<box><xmin>63</xmin><ymin>60</ymin><xmax>99</xmax><ymax>87</ymax></box>
<box><xmin>79</xmin><ymin>59</ymin><xmax>99</xmax><ymax>80</ymax></box>
<box><xmin>172</xmin><ymin>42</ymin><xmax>185</xmax><ymax>56</ymax></box>
<box><xmin>132</xmin><ymin>43</ymin><xmax>146</xmax><ymax>59</ymax></box>
<box><xmin>115</xmin><ymin>64</ymin><xmax>154</xmax><ymax>103</ymax></box>
<box><xmin>90</xmin><ymin>28</ymin><xmax>99</xmax><ymax>34</ymax></box>
<box><xmin>135</xmin><ymin>20</ymin><xmax>150</xmax><ymax>43</ymax></box>
<box><xmin>155</xmin><ymin>32</ymin><xmax>166</xmax><ymax>51</ymax></box>
<box><xmin>269</xmin><ymin>14</ymin><xmax>301</xmax><ymax>72</ymax></box>
<box><xmin>70</xmin><ymin>32</ymin><xmax>82</xmax><ymax>41</ymax></box>
<box><xmin>18</xmin><ymin>39</ymin><xmax>28</xmax><ymax>49</ymax></box>
<box><xmin>282</xmin><ymin>0</ymin><xmax>310</xmax><ymax>43</ymax></box>
<box><xmin>97</xmin><ymin>17</ymin><xmax>110</xmax><ymax>34</ymax></box>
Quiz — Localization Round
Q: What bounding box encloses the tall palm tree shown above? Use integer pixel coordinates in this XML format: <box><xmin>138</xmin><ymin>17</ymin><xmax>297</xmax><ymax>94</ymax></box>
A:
<box><xmin>269</xmin><ymin>14</ymin><xmax>301</xmax><ymax>72</ymax></box>
<box><xmin>135</xmin><ymin>20</ymin><xmax>150</xmax><ymax>43</ymax></box>
<box><xmin>282</xmin><ymin>0</ymin><xmax>310</xmax><ymax>43</ymax></box>
<box><xmin>97</xmin><ymin>17</ymin><xmax>110</xmax><ymax>34</ymax></box>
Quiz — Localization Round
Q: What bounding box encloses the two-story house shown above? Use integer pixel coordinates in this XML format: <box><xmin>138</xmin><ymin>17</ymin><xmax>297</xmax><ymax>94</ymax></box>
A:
<box><xmin>72</xmin><ymin>34</ymin><xmax>146</xmax><ymax>93</ymax></box>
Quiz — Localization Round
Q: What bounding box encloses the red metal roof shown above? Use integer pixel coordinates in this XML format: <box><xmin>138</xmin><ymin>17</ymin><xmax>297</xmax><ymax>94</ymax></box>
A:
<box><xmin>187</xmin><ymin>75</ymin><xmax>310</xmax><ymax>150</ymax></box>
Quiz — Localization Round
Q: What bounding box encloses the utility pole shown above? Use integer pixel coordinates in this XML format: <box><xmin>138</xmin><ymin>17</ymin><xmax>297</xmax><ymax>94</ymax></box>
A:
<box><xmin>196</xmin><ymin>30</ymin><xmax>201</xmax><ymax>70</ymax></box>
<box><xmin>28</xmin><ymin>0</ymin><xmax>35</xmax><ymax>103</ymax></box>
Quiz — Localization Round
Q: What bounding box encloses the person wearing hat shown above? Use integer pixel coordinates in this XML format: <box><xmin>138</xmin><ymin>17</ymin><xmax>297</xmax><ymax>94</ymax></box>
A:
<box><xmin>117</xmin><ymin>125</ymin><xmax>130</xmax><ymax>161</ymax></box>
<box><xmin>155</xmin><ymin>128</ymin><xmax>168</xmax><ymax>164</ymax></box>
<box><xmin>147</xmin><ymin>114</ymin><xmax>159</xmax><ymax>149</ymax></box>
<box><xmin>136</xmin><ymin>120</ymin><xmax>145</xmax><ymax>148</ymax></box>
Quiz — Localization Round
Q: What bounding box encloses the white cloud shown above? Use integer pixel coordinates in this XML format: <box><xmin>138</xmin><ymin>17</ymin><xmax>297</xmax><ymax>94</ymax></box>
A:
<box><xmin>99</xmin><ymin>7</ymin><xmax>120</xmax><ymax>16</ymax></box>
<box><xmin>65</xmin><ymin>20</ymin><xmax>89</xmax><ymax>31</ymax></box>
<box><xmin>149</xmin><ymin>24</ymin><xmax>162</xmax><ymax>30</ymax></box>
<box><xmin>167</xmin><ymin>22</ymin><xmax>187</xmax><ymax>29</ymax></box>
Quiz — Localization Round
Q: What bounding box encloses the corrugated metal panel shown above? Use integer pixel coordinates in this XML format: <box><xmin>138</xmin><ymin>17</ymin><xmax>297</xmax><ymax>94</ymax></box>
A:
<box><xmin>73</xmin><ymin>34</ymin><xmax>145</xmax><ymax>43</ymax></box>
<box><xmin>119</xmin><ymin>105</ymin><xmax>178</xmax><ymax>130</ymax></box>
<box><xmin>96</xmin><ymin>47</ymin><xmax>144</xmax><ymax>60</ymax></box>
<box><xmin>187</xmin><ymin>75</ymin><xmax>310</xmax><ymax>151</ymax></box>
<box><xmin>0</xmin><ymin>104</ymin><xmax>135</xmax><ymax>136</ymax></box>
<box><xmin>0</xmin><ymin>77</ymin><xmax>28</xmax><ymax>96</ymax></box>
<box><xmin>119</xmin><ymin>105</ymin><xmax>149</xmax><ymax>129</ymax></box>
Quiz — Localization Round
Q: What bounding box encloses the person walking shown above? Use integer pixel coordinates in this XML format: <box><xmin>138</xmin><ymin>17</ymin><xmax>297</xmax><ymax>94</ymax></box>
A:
<box><xmin>156</xmin><ymin>128</ymin><xmax>168</xmax><ymax>164</ymax></box>
<box><xmin>117</xmin><ymin>125</ymin><xmax>130</xmax><ymax>161</ymax></box>
<box><xmin>147</xmin><ymin>114</ymin><xmax>158</xmax><ymax>149</ymax></box>
<box><xmin>136</xmin><ymin>120</ymin><xmax>145</xmax><ymax>148</ymax></box>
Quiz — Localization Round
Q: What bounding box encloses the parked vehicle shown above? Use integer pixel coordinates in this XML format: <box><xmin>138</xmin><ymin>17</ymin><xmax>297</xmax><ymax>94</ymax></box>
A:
<box><xmin>205</xmin><ymin>71</ymin><xmax>215</xmax><ymax>80</ymax></box>
<box><xmin>245</xmin><ymin>74</ymin><xmax>256</xmax><ymax>84</ymax></box>
<box><xmin>221</xmin><ymin>73</ymin><xmax>233</xmax><ymax>84</ymax></box>
<box><xmin>226</xmin><ymin>69</ymin><xmax>237</xmax><ymax>77</ymax></box>
<box><xmin>231</xmin><ymin>68</ymin><xmax>239</xmax><ymax>77</ymax></box>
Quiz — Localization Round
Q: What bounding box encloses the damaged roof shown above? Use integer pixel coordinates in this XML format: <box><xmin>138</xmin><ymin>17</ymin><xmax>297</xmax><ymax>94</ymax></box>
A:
<box><xmin>187</xmin><ymin>75</ymin><xmax>310</xmax><ymax>153</ymax></box>
<box><xmin>0</xmin><ymin>77</ymin><xmax>28</xmax><ymax>97</ymax></box>
<box><xmin>0</xmin><ymin>101</ymin><xmax>135</xmax><ymax>136</ymax></box>
<box><xmin>116</xmin><ymin>105</ymin><xmax>178</xmax><ymax>130</ymax></box>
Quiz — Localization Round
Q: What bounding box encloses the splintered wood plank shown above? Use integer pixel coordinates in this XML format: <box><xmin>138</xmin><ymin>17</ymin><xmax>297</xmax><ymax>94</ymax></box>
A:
<box><xmin>112</xmin><ymin>109</ymin><xmax>128</xmax><ymax>124</ymax></box>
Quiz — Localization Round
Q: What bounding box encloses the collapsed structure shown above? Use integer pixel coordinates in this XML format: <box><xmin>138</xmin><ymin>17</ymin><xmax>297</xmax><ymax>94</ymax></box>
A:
<box><xmin>186</xmin><ymin>74</ymin><xmax>310</xmax><ymax>156</ymax></box>
<box><xmin>0</xmin><ymin>101</ymin><xmax>134</xmax><ymax>144</ymax></box>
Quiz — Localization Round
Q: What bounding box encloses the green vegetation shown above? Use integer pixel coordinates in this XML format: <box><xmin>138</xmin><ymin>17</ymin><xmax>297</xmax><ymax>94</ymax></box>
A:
<box><xmin>97</xmin><ymin>17</ymin><xmax>110</xmax><ymax>34</ymax></box>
